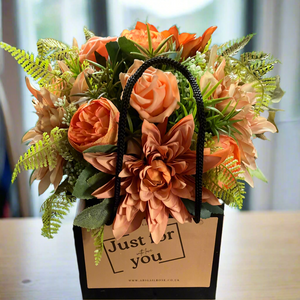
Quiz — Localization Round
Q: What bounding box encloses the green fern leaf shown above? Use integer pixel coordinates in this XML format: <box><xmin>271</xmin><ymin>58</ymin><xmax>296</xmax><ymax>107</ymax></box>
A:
<box><xmin>48</xmin><ymin>48</ymin><xmax>79</xmax><ymax>62</ymax></box>
<box><xmin>88</xmin><ymin>226</ymin><xmax>105</xmax><ymax>265</ymax></box>
<box><xmin>37</xmin><ymin>38</ymin><xmax>68</xmax><ymax>58</ymax></box>
<box><xmin>83</xmin><ymin>26</ymin><xmax>95</xmax><ymax>41</ymax></box>
<box><xmin>204</xmin><ymin>156</ymin><xmax>245</xmax><ymax>209</ymax></box>
<box><xmin>218</xmin><ymin>33</ymin><xmax>256</xmax><ymax>57</ymax></box>
<box><xmin>248</xmin><ymin>59</ymin><xmax>280</xmax><ymax>78</ymax></box>
<box><xmin>0</xmin><ymin>42</ymin><xmax>52</xmax><ymax>86</ymax></box>
<box><xmin>40</xmin><ymin>180</ymin><xmax>76</xmax><ymax>238</ymax></box>
<box><xmin>224</xmin><ymin>56</ymin><xmax>279</xmax><ymax>114</ymax></box>
<box><xmin>241</xmin><ymin>51</ymin><xmax>270</xmax><ymax>63</ymax></box>
<box><xmin>11</xmin><ymin>127</ymin><xmax>68</xmax><ymax>183</ymax></box>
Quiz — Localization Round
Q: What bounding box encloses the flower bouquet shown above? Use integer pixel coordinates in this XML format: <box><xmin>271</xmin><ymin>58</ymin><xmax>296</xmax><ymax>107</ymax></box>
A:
<box><xmin>3</xmin><ymin>21</ymin><xmax>284</xmax><ymax>299</ymax></box>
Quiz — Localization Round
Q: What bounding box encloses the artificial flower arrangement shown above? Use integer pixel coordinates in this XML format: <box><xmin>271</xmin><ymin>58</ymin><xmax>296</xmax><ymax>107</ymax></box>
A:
<box><xmin>2</xmin><ymin>22</ymin><xmax>284</xmax><ymax>264</ymax></box>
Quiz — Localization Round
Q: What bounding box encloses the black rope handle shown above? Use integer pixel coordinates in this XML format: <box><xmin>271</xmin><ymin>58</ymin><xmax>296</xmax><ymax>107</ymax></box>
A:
<box><xmin>111</xmin><ymin>56</ymin><xmax>206</xmax><ymax>224</ymax></box>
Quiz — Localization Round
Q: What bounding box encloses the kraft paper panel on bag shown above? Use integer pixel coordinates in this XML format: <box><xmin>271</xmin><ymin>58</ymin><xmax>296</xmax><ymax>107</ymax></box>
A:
<box><xmin>84</xmin><ymin>219</ymin><xmax>217</xmax><ymax>288</ymax></box>
<box><xmin>73</xmin><ymin>209</ymin><xmax>223</xmax><ymax>299</ymax></box>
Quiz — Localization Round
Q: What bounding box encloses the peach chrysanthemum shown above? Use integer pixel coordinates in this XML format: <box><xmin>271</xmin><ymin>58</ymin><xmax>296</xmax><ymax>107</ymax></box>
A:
<box><xmin>84</xmin><ymin>115</ymin><xmax>231</xmax><ymax>243</ymax></box>
<box><xmin>22</xmin><ymin>78</ymin><xmax>67</xmax><ymax>194</ymax></box>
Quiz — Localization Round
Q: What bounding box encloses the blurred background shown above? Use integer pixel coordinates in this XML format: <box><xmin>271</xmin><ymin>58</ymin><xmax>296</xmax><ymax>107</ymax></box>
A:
<box><xmin>0</xmin><ymin>0</ymin><xmax>299</xmax><ymax>218</ymax></box>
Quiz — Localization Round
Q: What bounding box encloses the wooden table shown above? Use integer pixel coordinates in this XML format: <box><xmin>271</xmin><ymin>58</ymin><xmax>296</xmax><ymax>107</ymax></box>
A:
<box><xmin>0</xmin><ymin>212</ymin><xmax>299</xmax><ymax>300</ymax></box>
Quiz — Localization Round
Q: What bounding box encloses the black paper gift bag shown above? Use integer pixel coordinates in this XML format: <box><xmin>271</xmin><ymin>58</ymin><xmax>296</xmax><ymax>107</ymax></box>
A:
<box><xmin>74</xmin><ymin>57</ymin><xmax>224</xmax><ymax>300</ymax></box>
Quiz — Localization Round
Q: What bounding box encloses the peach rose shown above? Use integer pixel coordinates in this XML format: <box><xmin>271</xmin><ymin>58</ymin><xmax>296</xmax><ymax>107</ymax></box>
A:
<box><xmin>121</xmin><ymin>21</ymin><xmax>165</xmax><ymax>51</ymax></box>
<box><xmin>120</xmin><ymin>59</ymin><xmax>180</xmax><ymax>123</ymax></box>
<box><xmin>70</xmin><ymin>68</ymin><xmax>94</xmax><ymax>102</ymax></box>
<box><xmin>68</xmin><ymin>98</ymin><xmax>119</xmax><ymax>152</ymax></box>
<box><xmin>79</xmin><ymin>36</ymin><xmax>117</xmax><ymax>63</ymax></box>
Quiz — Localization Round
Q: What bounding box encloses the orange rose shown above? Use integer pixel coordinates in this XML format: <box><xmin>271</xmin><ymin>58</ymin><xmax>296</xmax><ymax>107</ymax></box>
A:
<box><xmin>121</xmin><ymin>21</ymin><xmax>165</xmax><ymax>51</ymax></box>
<box><xmin>120</xmin><ymin>59</ymin><xmax>180</xmax><ymax>123</ymax></box>
<box><xmin>162</xmin><ymin>25</ymin><xmax>217</xmax><ymax>59</ymax></box>
<box><xmin>79</xmin><ymin>36</ymin><xmax>117</xmax><ymax>63</ymax></box>
<box><xmin>68</xmin><ymin>98</ymin><xmax>119</xmax><ymax>152</ymax></box>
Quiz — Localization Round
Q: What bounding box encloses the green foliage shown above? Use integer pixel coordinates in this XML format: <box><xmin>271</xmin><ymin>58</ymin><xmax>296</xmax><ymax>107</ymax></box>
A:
<box><xmin>37</xmin><ymin>38</ymin><xmax>68</xmax><ymax>58</ymax></box>
<box><xmin>40</xmin><ymin>179</ymin><xmax>76</xmax><ymax>238</ymax></box>
<box><xmin>77</xmin><ymin>62</ymin><xmax>122</xmax><ymax>103</ymax></box>
<box><xmin>44</xmin><ymin>76</ymin><xmax>72</xmax><ymax>97</ymax></box>
<box><xmin>200</xmin><ymin>208</ymin><xmax>213</xmax><ymax>219</ymax></box>
<box><xmin>83</xmin><ymin>26</ymin><xmax>95</xmax><ymax>41</ymax></box>
<box><xmin>248</xmin><ymin>59</ymin><xmax>280</xmax><ymax>78</ymax></box>
<box><xmin>203</xmin><ymin>37</ymin><xmax>212</xmax><ymax>54</ymax></box>
<box><xmin>182</xmin><ymin>199</ymin><xmax>223</xmax><ymax>219</ymax></box>
<box><xmin>37</xmin><ymin>38</ymin><xmax>78</xmax><ymax>65</ymax></box>
<box><xmin>105</xmin><ymin>37</ymin><xmax>142</xmax><ymax>83</ymax></box>
<box><xmin>65</xmin><ymin>55</ymin><xmax>86</xmax><ymax>78</ymax></box>
<box><xmin>0</xmin><ymin>42</ymin><xmax>52</xmax><ymax>86</ymax></box>
<box><xmin>203</xmin><ymin>156</ymin><xmax>245</xmax><ymax>209</ymax></box>
<box><xmin>270</xmin><ymin>76</ymin><xmax>285</xmax><ymax>104</ymax></box>
<box><xmin>225</xmin><ymin>53</ymin><xmax>281</xmax><ymax>114</ymax></box>
<box><xmin>11</xmin><ymin>127</ymin><xmax>68</xmax><ymax>183</ymax></box>
<box><xmin>88</xmin><ymin>226</ymin><xmax>105</xmax><ymax>266</ymax></box>
<box><xmin>170</xmin><ymin>78</ymin><xmax>241</xmax><ymax>140</ymax></box>
<box><xmin>129</xmin><ymin>26</ymin><xmax>177</xmax><ymax>60</ymax></box>
<box><xmin>106</xmin><ymin>41</ymin><xmax>121</xmax><ymax>67</ymax></box>
<box><xmin>252</xmin><ymin>77</ymin><xmax>277</xmax><ymax>114</ymax></box>
<box><xmin>240</xmin><ymin>51</ymin><xmax>270</xmax><ymax>63</ymax></box>
<box><xmin>54</xmin><ymin>97</ymin><xmax>77</xmax><ymax>127</ymax></box>
<box><xmin>202</xmin><ymin>202</ymin><xmax>224</xmax><ymax>215</ymax></box>
<box><xmin>204</xmin><ymin>90</ymin><xmax>242</xmax><ymax>140</ymax></box>
<box><xmin>73</xmin><ymin>198</ymin><xmax>114</xmax><ymax>229</ymax></box>
<box><xmin>48</xmin><ymin>48</ymin><xmax>78</xmax><ymax>62</ymax></box>
<box><xmin>218</xmin><ymin>33</ymin><xmax>256</xmax><ymax>57</ymax></box>
<box><xmin>248</xmin><ymin>166</ymin><xmax>268</xmax><ymax>183</ymax></box>
<box><xmin>267</xmin><ymin>110</ymin><xmax>279</xmax><ymax>132</ymax></box>
<box><xmin>175</xmin><ymin>81</ymin><xmax>241</xmax><ymax>140</ymax></box>
<box><xmin>72</xmin><ymin>165</ymin><xmax>112</xmax><ymax>199</ymax></box>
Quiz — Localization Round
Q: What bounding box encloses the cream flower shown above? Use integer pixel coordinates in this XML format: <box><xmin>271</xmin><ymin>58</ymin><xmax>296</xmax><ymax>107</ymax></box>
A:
<box><xmin>22</xmin><ymin>78</ymin><xmax>67</xmax><ymax>194</ymax></box>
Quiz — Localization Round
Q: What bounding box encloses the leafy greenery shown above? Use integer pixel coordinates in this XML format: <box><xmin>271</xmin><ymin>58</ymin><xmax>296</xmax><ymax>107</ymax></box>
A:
<box><xmin>83</xmin><ymin>26</ymin><xmax>95</xmax><ymax>41</ymax></box>
<box><xmin>40</xmin><ymin>179</ymin><xmax>76</xmax><ymax>238</ymax></box>
<box><xmin>218</xmin><ymin>33</ymin><xmax>256</xmax><ymax>57</ymax></box>
<box><xmin>44</xmin><ymin>75</ymin><xmax>73</xmax><ymax>97</ymax></box>
<box><xmin>182</xmin><ymin>199</ymin><xmax>223</xmax><ymax>219</ymax></box>
<box><xmin>72</xmin><ymin>165</ymin><xmax>112</xmax><ymax>199</ymax></box>
<box><xmin>170</xmin><ymin>80</ymin><xmax>241</xmax><ymax>141</ymax></box>
<box><xmin>202</xmin><ymin>202</ymin><xmax>224</xmax><ymax>214</ymax></box>
<box><xmin>48</xmin><ymin>48</ymin><xmax>78</xmax><ymax>62</ymax></box>
<box><xmin>130</xmin><ymin>26</ymin><xmax>177</xmax><ymax>60</ymax></box>
<box><xmin>65</xmin><ymin>55</ymin><xmax>87</xmax><ymax>78</ymax></box>
<box><xmin>0</xmin><ymin>42</ymin><xmax>52</xmax><ymax>86</ymax></box>
<box><xmin>89</xmin><ymin>226</ymin><xmax>105</xmax><ymax>266</ymax></box>
<box><xmin>248</xmin><ymin>166</ymin><xmax>268</xmax><ymax>183</ymax></box>
<box><xmin>37</xmin><ymin>38</ymin><xmax>68</xmax><ymax>58</ymax></box>
<box><xmin>11</xmin><ymin>127</ymin><xmax>68</xmax><ymax>183</ymax></box>
<box><xmin>203</xmin><ymin>156</ymin><xmax>245</xmax><ymax>209</ymax></box>
<box><xmin>73</xmin><ymin>198</ymin><xmax>114</xmax><ymax>229</ymax></box>
<box><xmin>225</xmin><ymin>52</ymin><xmax>282</xmax><ymax>115</ymax></box>
<box><xmin>77</xmin><ymin>62</ymin><xmax>122</xmax><ymax>103</ymax></box>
